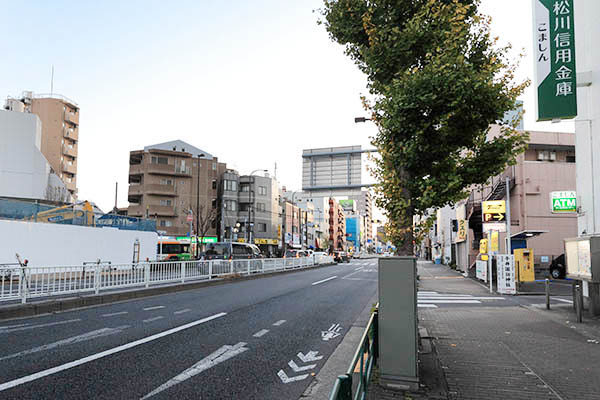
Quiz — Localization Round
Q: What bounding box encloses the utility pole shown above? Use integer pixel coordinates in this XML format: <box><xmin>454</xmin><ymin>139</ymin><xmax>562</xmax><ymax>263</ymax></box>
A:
<box><xmin>506</xmin><ymin>176</ymin><xmax>511</xmax><ymax>254</ymax></box>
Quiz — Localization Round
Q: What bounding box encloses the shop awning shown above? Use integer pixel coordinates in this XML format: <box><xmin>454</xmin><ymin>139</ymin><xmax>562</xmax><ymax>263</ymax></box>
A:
<box><xmin>511</xmin><ymin>230</ymin><xmax>548</xmax><ymax>240</ymax></box>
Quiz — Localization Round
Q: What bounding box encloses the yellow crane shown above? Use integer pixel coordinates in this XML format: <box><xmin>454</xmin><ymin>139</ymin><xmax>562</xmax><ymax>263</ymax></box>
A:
<box><xmin>24</xmin><ymin>201</ymin><xmax>95</xmax><ymax>226</ymax></box>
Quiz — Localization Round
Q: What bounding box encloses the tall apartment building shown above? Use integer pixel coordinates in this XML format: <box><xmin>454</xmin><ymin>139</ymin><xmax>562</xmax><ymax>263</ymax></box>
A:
<box><xmin>4</xmin><ymin>92</ymin><xmax>80</xmax><ymax>198</ymax></box>
<box><xmin>127</xmin><ymin>140</ymin><xmax>226</xmax><ymax>237</ymax></box>
<box><xmin>329</xmin><ymin>198</ymin><xmax>346</xmax><ymax>251</ymax></box>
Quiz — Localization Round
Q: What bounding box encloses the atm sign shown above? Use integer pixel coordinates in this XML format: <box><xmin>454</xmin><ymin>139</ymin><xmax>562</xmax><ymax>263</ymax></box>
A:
<box><xmin>551</xmin><ymin>191</ymin><xmax>576</xmax><ymax>213</ymax></box>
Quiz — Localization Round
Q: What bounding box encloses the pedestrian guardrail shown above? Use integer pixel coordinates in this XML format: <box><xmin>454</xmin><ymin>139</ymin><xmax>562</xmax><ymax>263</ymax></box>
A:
<box><xmin>329</xmin><ymin>307</ymin><xmax>379</xmax><ymax>400</ymax></box>
<box><xmin>0</xmin><ymin>255</ymin><xmax>334</xmax><ymax>304</ymax></box>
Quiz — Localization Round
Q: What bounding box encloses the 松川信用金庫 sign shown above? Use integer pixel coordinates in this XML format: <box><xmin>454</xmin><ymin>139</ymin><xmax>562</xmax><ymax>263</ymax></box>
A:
<box><xmin>533</xmin><ymin>0</ymin><xmax>577</xmax><ymax>121</ymax></box>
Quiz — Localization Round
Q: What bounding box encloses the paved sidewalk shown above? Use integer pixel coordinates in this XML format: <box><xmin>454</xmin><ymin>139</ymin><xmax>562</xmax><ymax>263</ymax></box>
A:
<box><xmin>368</xmin><ymin>261</ymin><xmax>600</xmax><ymax>400</ymax></box>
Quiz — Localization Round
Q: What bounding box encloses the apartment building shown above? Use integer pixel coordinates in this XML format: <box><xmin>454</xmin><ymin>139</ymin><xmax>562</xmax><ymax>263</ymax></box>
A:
<box><xmin>4</xmin><ymin>91</ymin><xmax>80</xmax><ymax>198</ymax></box>
<box><xmin>329</xmin><ymin>198</ymin><xmax>347</xmax><ymax>251</ymax></box>
<box><xmin>127</xmin><ymin>140</ymin><xmax>226</xmax><ymax>237</ymax></box>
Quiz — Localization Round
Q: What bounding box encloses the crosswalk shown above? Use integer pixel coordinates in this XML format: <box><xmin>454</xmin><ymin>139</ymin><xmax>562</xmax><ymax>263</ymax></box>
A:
<box><xmin>418</xmin><ymin>291</ymin><xmax>505</xmax><ymax>308</ymax></box>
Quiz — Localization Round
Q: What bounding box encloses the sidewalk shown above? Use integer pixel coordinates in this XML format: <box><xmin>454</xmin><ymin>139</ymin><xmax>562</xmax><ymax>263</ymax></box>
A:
<box><xmin>367</xmin><ymin>261</ymin><xmax>600</xmax><ymax>400</ymax></box>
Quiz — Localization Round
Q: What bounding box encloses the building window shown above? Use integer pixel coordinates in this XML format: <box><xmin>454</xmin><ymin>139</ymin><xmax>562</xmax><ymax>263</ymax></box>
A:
<box><xmin>159</xmin><ymin>220</ymin><xmax>172</xmax><ymax>227</ymax></box>
<box><xmin>160</xmin><ymin>199</ymin><xmax>172</xmax><ymax>206</ymax></box>
<box><xmin>212</xmin><ymin>180</ymin><xmax>217</xmax><ymax>190</ymax></box>
<box><xmin>212</xmin><ymin>162</ymin><xmax>217</xmax><ymax>170</ymax></box>
<box><xmin>258</xmin><ymin>186</ymin><xmax>267</xmax><ymax>196</ymax></box>
<box><xmin>224</xmin><ymin>180</ymin><xmax>237</xmax><ymax>191</ymax></box>
<box><xmin>225</xmin><ymin>200</ymin><xmax>237</xmax><ymax>211</ymax></box>
<box><xmin>151</xmin><ymin>156</ymin><xmax>168</xmax><ymax>165</ymax></box>
<box><xmin>567</xmin><ymin>153</ymin><xmax>576</xmax><ymax>163</ymax></box>
<box><xmin>256</xmin><ymin>203</ymin><xmax>266</xmax><ymax>212</ymax></box>
<box><xmin>212</xmin><ymin>199</ymin><xmax>217</xmax><ymax>209</ymax></box>
<box><xmin>292</xmin><ymin>226</ymin><xmax>298</xmax><ymax>233</ymax></box>
<box><xmin>160</xmin><ymin>179</ymin><xmax>173</xmax><ymax>185</ymax></box>
<box><xmin>258</xmin><ymin>223</ymin><xmax>267</xmax><ymax>232</ymax></box>
<box><xmin>240</xmin><ymin>204</ymin><xmax>250</xmax><ymax>212</ymax></box>
<box><xmin>240</xmin><ymin>185</ymin><xmax>250</xmax><ymax>192</ymax></box>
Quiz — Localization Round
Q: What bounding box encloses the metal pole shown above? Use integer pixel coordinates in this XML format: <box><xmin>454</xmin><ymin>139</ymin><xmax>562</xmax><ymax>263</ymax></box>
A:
<box><xmin>488</xmin><ymin>229</ymin><xmax>493</xmax><ymax>293</ymax></box>
<box><xmin>576</xmin><ymin>284</ymin><xmax>583</xmax><ymax>323</ymax></box>
<box><xmin>545</xmin><ymin>278</ymin><xmax>550</xmax><ymax>310</ymax></box>
<box><xmin>505</xmin><ymin>177</ymin><xmax>512</xmax><ymax>254</ymax></box>
<box><xmin>196</xmin><ymin>155</ymin><xmax>200</xmax><ymax>259</ymax></box>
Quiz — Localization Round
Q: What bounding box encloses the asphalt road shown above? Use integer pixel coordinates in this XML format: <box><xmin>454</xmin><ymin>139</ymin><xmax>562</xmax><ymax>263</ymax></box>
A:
<box><xmin>0</xmin><ymin>258</ymin><xmax>378</xmax><ymax>400</ymax></box>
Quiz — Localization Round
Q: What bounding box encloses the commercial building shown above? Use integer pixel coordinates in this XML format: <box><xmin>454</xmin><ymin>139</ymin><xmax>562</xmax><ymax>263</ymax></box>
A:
<box><xmin>127</xmin><ymin>140</ymin><xmax>226</xmax><ymax>238</ymax></box>
<box><xmin>329</xmin><ymin>197</ymin><xmax>347</xmax><ymax>251</ymax></box>
<box><xmin>5</xmin><ymin>92</ymin><xmax>80</xmax><ymax>198</ymax></box>
<box><xmin>0</xmin><ymin>110</ymin><xmax>70</xmax><ymax>202</ymax></box>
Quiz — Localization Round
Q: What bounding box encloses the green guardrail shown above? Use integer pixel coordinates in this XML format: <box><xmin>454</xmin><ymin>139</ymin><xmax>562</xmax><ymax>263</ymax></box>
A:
<box><xmin>329</xmin><ymin>307</ymin><xmax>379</xmax><ymax>400</ymax></box>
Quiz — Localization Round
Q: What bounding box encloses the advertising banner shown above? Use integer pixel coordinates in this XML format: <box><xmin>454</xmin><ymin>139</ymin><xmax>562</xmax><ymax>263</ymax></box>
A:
<box><xmin>476</xmin><ymin>260</ymin><xmax>488</xmax><ymax>282</ymax></box>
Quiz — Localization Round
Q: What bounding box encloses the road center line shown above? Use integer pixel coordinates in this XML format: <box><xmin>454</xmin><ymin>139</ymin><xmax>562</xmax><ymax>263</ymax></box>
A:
<box><xmin>102</xmin><ymin>311</ymin><xmax>129</xmax><ymax>317</ymax></box>
<box><xmin>312</xmin><ymin>276</ymin><xmax>337</xmax><ymax>286</ymax></box>
<box><xmin>0</xmin><ymin>319</ymin><xmax>81</xmax><ymax>334</ymax></box>
<box><xmin>143</xmin><ymin>316</ymin><xmax>164</xmax><ymax>323</ymax></box>
<box><xmin>273</xmin><ymin>320</ymin><xmax>286</xmax><ymax>326</ymax></box>
<box><xmin>0</xmin><ymin>312</ymin><xmax>227</xmax><ymax>393</ymax></box>
<box><xmin>174</xmin><ymin>308</ymin><xmax>191</xmax><ymax>314</ymax></box>
<box><xmin>253</xmin><ymin>329</ymin><xmax>270</xmax><ymax>338</ymax></box>
<box><xmin>143</xmin><ymin>306</ymin><xmax>165</xmax><ymax>311</ymax></box>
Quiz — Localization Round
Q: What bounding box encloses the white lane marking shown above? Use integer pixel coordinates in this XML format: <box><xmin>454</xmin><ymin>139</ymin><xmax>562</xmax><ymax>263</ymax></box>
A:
<box><xmin>341</xmin><ymin>270</ymin><xmax>365</xmax><ymax>280</ymax></box>
<box><xmin>102</xmin><ymin>311</ymin><xmax>129</xmax><ymax>317</ymax></box>
<box><xmin>0</xmin><ymin>319</ymin><xmax>81</xmax><ymax>334</ymax></box>
<box><xmin>418</xmin><ymin>291</ymin><xmax>439</xmax><ymax>294</ymax></box>
<box><xmin>273</xmin><ymin>320</ymin><xmax>286</xmax><ymax>326</ymax></box>
<box><xmin>141</xmin><ymin>342</ymin><xmax>248</xmax><ymax>399</ymax></box>
<box><xmin>174</xmin><ymin>308</ymin><xmax>191</xmax><ymax>315</ymax></box>
<box><xmin>0</xmin><ymin>326</ymin><xmax>130</xmax><ymax>361</ymax></box>
<box><xmin>297</xmin><ymin>351</ymin><xmax>323</xmax><ymax>362</ymax></box>
<box><xmin>312</xmin><ymin>276</ymin><xmax>337</xmax><ymax>286</ymax></box>
<box><xmin>354</xmin><ymin>267</ymin><xmax>363</xmax><ymax>271</ymax></box>
<box><xmin>143</xmin><ymin>306</ymin><xmax>165</xmax><ymax>311</ymax></box>
<box><xmin>278</xmin><ymin>369</ymin><xmax>308</xmax><ymax>383</ymax></box>
<box><xmin>143</xmin><ymin>316</ymin><xmax>164</xmax><ymax>323</ymax></box>
<box><xmin>554</xmin><ymin>298</ymin><xmax>574</xmax><ymax>304</ymax></box>
<box><xmin>253</xmin><ymin>329</ymin><xmax>270</xmax><ymax>338</ymax></box>
<box><xmin>321</xmin><ymin>324</ymin><xmax>342</xmax><ymax>341</ymax></box>
<box><xmin>418</xmin><ymin>300</ymin><xmax>481</xmax><ymax>304</ymax></box>
<box><xmin>0</xmin><ymin>312</ymin><xmax>227</xmax><ymax>393</ymax></box>
<box><xmin>418</xmin><ymin>296</ymin><xmax>505</xmax><ymax>300</ymax></box>
<box><xmin>418</xmin><ymin>304</ymin><xmax>438</xmax><ymax>308</ymax></box>
<box><xmin>288</xmin><ymin>359</ymin><xmax>316</xmax><ymax>372</ymax></box>
<box><xmin>0</xmin><ymin>323</ymin><xmax>30</xmax><ymax>330</ymax></box>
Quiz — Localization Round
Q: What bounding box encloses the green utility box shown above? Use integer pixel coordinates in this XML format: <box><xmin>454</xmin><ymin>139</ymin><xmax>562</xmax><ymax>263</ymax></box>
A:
<box><xmin>378</xmin><ymin>256</ymin><xmax>419</xmax><ymax>390</ymax></box>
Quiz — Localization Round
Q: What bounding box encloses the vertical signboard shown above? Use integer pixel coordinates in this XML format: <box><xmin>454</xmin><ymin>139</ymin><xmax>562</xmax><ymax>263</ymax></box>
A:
<box><xmin>533</xmin><ymin>0</ymin><xmax>577</xmax><ymax>120</ymax></box>
<box><xmin>497</xmin><ymin>254</ymin><xmax>516</xmax><ymax>295</ymax></box>
<box><xmin>476</xmin><ymin>260</ymin><xmax>488</xmax><ymax>282</ymax></box>
<box><xmin>456</xmin><ymin>219</ymin><xmax>467</xmax><ymax>242</ymax></box>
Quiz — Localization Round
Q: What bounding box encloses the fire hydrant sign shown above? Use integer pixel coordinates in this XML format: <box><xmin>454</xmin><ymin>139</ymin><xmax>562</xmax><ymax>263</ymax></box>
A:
<box><xmin>533</xmin><ymin>0</ymin><xmax>577</xmax><ymax>121</ymax></box>
<box><xmin>550</xmin><ymin>191</ymin><xmax>577</xmax><ymax>213</ymax></box>
<box><xmin>497</xmin><ymin>254</ymin><xmax>516</xmax><ymax>295</ymax></box>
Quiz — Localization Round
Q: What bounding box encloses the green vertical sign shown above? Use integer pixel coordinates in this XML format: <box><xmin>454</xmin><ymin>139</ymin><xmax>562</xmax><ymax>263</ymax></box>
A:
<box><xmin>533</xmin><ymin>0</ymin><xmax>577</xmax><ymax>121</ymax></box>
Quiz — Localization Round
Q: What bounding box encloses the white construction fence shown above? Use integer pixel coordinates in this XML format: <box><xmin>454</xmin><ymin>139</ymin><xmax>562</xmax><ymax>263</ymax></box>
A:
<box><xmin>0</xmin><ymin>255</ymin><xmax>334</xmax><ymax>304</ymax></box>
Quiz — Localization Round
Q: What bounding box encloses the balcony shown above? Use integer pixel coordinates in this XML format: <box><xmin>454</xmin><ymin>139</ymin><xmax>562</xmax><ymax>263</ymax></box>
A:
<box><xmin>146</xmin><ymin>163</ymin><xmax>191</xmax><ymax>177</ymax></box>
<box><xmin>62</xmin><ymin>145</ymin><xmax>77</xmax><ymax>157</ymax></box>
<box><xmin>65</xmin><ymin>180</ymin><xmax>77</xmax><ymax>192</ymax></box>
<box><xmin>63</xmin><ymin>127</ymin><xmax>78</xmax><ymax>141</ymax></box>
<box><xmin>65</xmin><ymin>112</ymin><xmax>79</xmax><ymax>125</ymax></box>
<box><xmin>145</xmin><ymin>184</ymin><xmax>177</xmax><ymax>196</ymax></box>
<box><xmin>127</xmin><ymin>205</ymin><xmax>143</xmax><ymax>217</ymax></box>
<box><xmin>146</xmin><ymin>205</ymin><xmax>177</xmax><ymax>217</ymax></box>
<box><xmin>62</xmin><ymin>162</ymin><xmax>77</xmax><ymax>175</ymax></box>
<box><xmin>128</xmin><ymin>184</ymin><xmax>144</xmax><ymax>196</ymax></box>
<box><xmin>129</xmin><ymin>164</ymin><xmax>143</xmax><ymax>175</ymax></box>
<box><xmin>238</xmin><ymin>192</ymin><xmax>254</xmax><ymax>204</ymax></box>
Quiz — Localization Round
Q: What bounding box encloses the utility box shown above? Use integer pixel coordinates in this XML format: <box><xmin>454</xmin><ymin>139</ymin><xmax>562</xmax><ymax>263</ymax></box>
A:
<box><xmin>514</xmin><ymin>248</ymin><xmax>535</xmax><ymax>282</ymax></box>
<box><xmin>564</xmin><ymin>236</ymin><xmax>600</xmax><ymax>282</ymax></box>
<box><xmin>378</xmin><ymin>256</ymin><xmax>419</xmax><ymax>390</ymax></box>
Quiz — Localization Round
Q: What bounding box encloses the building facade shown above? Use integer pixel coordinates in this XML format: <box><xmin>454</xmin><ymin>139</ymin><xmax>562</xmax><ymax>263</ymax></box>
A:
<box><xmin>127</xmin><ymin>140</ymin><xmax>226</xmax><ymax>237</ymax></box>
<box><xmin>328</xmin><ymin>197</ymin><xmax>347</xmax><ymax>251</ymax></box>
<box><xmin>5</xmin><ymin>92</ymin><xmax>80</xmax><ymax>198</ymax></box>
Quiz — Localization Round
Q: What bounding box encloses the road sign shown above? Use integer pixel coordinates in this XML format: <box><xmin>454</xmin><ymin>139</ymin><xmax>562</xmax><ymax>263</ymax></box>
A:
<box><xmin>482</xmin><ymin>200</ymin><xmax>506</xmax><ymax>232</ymax></box>
<box><xmin>483</xmin><ymin>222</ymin><xmax>506</xmax><ymax>233</ymax></box>
<box><xmin>456</xmin><ymin>219</ymin><xmax>467</xmax><ymax>242</ymax></box>
<box><xmin>550</xmin><ymin>190</ymin><xmax>577</xmax><ymax>212</ymax></box>
<box><xmin>533</xmin><ymin>0</ymin><xmax>577</xmax><ymax>121</ymax></box>
<box><xmin>186</xmin><ymin>213</ymin><xmax>193</xmax><ymax>222</ymax></box>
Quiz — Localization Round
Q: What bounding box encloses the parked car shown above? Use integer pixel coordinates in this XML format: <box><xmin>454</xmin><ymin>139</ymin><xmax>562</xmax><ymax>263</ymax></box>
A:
<box><xmin>284</xmin><ymin>249</ymin><xmax>308</xmax><ymax>258</ymax></box>
<box><xmin>333</xmin><ymin>251</ymin><xmax>350</xmax><ymax>263</ymax></box>
<box><xmin>549</xmin><ymin>254</ymin><xmax>566</xmax><ymax>279</ymax></box>
<box><xmin>204</xmin><ymin>242</ymin><xmax>263</xmax><ymax>260</ymax></box>
<box><xmin>312</xmin><ymin>251</ymin><xmax>328</xmax><ymax>258</ymax></box>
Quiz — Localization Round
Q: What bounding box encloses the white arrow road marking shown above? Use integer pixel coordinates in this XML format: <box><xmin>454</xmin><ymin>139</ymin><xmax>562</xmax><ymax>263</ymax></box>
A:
<box><xmin>0</xmin><ymin>312</ymin><xmax>226</xmax><ymax>393</ymax></box>
<box><xmin>312</xmin><ymin>276</ymin><xmax>337</xmax><ymax>286</ymax></box>
<box><xmin>253</xmin><ymin>329</ymin><xmax>269</xmax><ymax>338</ymax></box>
<box><xmin>273</xmin><ymin>320</ymin><xmax>286</xmax><ymax>326</ymax></box>
<box><xmin>277</xmin><ymin>369</ymin><xmax>309</xmax><ymax>383</ymax></box>
<box><xmin>0</xmin><ymin>319</ymin><xmax>81</xmax><ymax>334</ymax></box>
<box><xmin>297</xmin><ymin>351</ymin><xmax>323</xmax><ymax>363</ymax></box>
<box><xmin>288</xmin><ymin>359</ymin><xmax>316</xmax><ymax>372</ymax></box>
<box><xmin>141</xmin><ymin>342</ymin><xmax>249</xmax><ymax>399</ymax></box>
<box><xmin>321</xmin><ymin>324</ymin><xmax>342</xmax><ymax>341</ymax></box>
<box><xmin>0</xmin><ymin>326</ymin><xmax>130</xmax><ymax>361</ymax></box>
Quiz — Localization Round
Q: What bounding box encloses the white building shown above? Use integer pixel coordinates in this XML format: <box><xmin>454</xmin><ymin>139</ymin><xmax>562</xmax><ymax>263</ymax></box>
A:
<box><xmin>0</xmin><ymin>110</ymin><xmax>71</xmax><ymax>202</ymax></box>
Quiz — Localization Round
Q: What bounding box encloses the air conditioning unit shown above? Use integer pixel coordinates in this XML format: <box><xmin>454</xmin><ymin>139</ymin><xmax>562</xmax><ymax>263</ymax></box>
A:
<box><xmin>537</xmin><ymin>151</ymin><xmax>546</xmax><ymax>161</ymax></box>
<box><xmin>549</xmin><ymin>151</ymin><xmax>556</xmax><ymax>161</ymax></box>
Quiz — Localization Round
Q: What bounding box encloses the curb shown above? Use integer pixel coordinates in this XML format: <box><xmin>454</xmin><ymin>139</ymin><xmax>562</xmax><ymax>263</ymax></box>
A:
<box><xmin>0</xmin><ymin>263</ymin><xmax>336</xmax><ymax>321</ymax></box>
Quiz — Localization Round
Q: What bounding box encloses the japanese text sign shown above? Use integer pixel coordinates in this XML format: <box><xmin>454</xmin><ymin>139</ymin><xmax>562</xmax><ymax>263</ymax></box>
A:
<box><xmin>533</xmin><ymin>0</ymin><xmax>577</xmax><ymax>121</ymax></box>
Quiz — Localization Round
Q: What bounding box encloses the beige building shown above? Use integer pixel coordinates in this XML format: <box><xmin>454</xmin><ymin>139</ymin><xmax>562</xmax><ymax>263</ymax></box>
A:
<box><xmin>127</xmin><ymin>140</ymin><xmax>226</xmax><ymax>237</ymax></box>
<box><xmin>4</xmin><ymin>92</ymin><xmax>80</xmax><ymax>198</ymax></box>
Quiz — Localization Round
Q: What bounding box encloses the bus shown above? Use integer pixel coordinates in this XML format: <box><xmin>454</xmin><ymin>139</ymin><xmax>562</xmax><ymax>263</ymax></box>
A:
<box><xmin>157</xmin><ymin>239</ymin><xmax>192</xmax><ymax>261</ymax></box>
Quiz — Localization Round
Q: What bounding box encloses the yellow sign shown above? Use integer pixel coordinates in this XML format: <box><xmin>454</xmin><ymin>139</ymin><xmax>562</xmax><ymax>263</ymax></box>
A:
<box><xmin>479</xmin><ymin>238</ymin><xmax>488</xmax><ymax>254</ymax></box>
<box><xmin>481</xmin><ymin>255</ymin><xmax>489</xmax><ymax>261</ymax></box>
<box><xmin>277</xmin><ymin>225</ymin><xmax>281</xmax><ymax>237</ymax></box>
<box><xmin>237</xmin><ymin>238</ymin><xmax>246</xmax><ymax>243</ymax></box>
<box><xmin>254</xmin><ymin>239</ymin><xmax>279</xmax><ymax>245</ymax></box>
<box><xmin>490</xmin><ymin>231</ymin><xmax>499</xmax><ymax>252</ymax></box>
<box><xmin>482</xmin><ymin>200</ymin><xmax>506</xmax><ymax>214</ymax></box>
<box><xmin>457</xmin><ymin>219</ymin><xmax>467</xmax><ymax>242</ymax></box>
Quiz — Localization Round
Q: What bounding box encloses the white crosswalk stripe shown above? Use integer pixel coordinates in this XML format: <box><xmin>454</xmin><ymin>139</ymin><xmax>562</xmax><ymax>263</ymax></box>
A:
<box><xmin>417</xmin><ymin>291</ymin><xmax>505</xmax><ymax>308</ymax></box>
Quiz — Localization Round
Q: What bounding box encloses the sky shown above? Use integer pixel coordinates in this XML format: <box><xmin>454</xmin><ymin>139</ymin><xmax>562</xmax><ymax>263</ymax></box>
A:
<box><xmin>0</xmin><ymin>0</ymin><xmax>574</xmax><ymax>212</ymax></box>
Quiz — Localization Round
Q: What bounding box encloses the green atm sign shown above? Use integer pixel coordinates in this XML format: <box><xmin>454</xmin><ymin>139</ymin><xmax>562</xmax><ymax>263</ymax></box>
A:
<box><xmin>533</xmin><ymin>0</ymin><xmax>577</xmax><ymax>121</ymax></box>
<box><xmin>550</xmin><ymin>191</ymin><xmax>577</xmax><ymax>213</ymax></box>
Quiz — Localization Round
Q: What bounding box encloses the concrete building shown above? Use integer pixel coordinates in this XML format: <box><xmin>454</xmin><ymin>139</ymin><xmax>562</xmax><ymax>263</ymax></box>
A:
<box><xmin>329</xmin><ymin>197</ymin><xmax>347</xmax><ymax>251</ymax></box>
<box><xmin>127</xmin><ymin>140</ymin><xmax>226</xmax><ymax>237</ymax></box>
<box><xmin>220</xmin><ymin>170</ymin><xmax>281</xmax><ymax>256</ymax></box>
<box><xmin>0</xmin><ymin>110</ymin><xmax>70</xmax><ymax>202</ymax></box>
<box><xmin>5</xmin><ymin>92</ymin><xmax>80</xmax><ymax>198</ymax></box>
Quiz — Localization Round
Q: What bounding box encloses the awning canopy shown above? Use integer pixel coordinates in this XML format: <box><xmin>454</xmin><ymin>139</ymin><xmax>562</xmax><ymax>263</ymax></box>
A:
<box><xmin>511</xmin><ymin>230</ymin><xmax>548</xmax><ymax>240</ymax></box>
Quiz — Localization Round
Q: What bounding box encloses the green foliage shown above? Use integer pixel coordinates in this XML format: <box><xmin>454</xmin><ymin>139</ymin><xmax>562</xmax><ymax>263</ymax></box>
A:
<box><xmin>320</xmin><ymin>0</ymin><xmax>528</xmax><ymax>253</ymax></box>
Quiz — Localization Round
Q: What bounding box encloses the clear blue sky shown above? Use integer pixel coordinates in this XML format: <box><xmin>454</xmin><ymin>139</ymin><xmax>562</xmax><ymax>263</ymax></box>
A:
<box><xmin>0</xmin><ymin>1</ymin><xmax>572</xmax><ymax>211</ymax></box>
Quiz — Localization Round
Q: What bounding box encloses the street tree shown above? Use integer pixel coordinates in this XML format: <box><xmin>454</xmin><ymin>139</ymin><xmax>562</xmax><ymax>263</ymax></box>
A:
<box><xmin>193</xmin><ymin>204</ymin><xmax>216</xmax><ymax>256</ymax></box>
<box><xmin>320</xmin><ymin>0</ymin><xmax>529</xmax><ymax>254</ymax></box>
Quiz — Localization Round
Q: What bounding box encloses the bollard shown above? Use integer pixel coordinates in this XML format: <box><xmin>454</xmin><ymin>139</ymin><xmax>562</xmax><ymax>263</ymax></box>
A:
<box><xmin>545</xmin><ymin>278</ymin><xmax>550</xmax><ymax>310</ymax></box>
<box><xmin>575</xmin><ymin>284</ymin><xmax>583</xmax><ymax>323</ymax></box>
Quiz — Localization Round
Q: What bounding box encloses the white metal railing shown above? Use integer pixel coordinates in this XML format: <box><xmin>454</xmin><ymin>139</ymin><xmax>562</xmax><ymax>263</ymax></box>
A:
<box><xmin>0</xmin><ymin>256</ymin><xmax>334</xmax><ymax>304</ymax></box>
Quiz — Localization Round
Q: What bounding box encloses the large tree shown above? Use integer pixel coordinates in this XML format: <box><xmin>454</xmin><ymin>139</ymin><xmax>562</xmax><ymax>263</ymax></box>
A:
<box><xmin>320</xmin><ymin>0</ymin><xmax>528</xmax><ymax>254</ymax></box>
